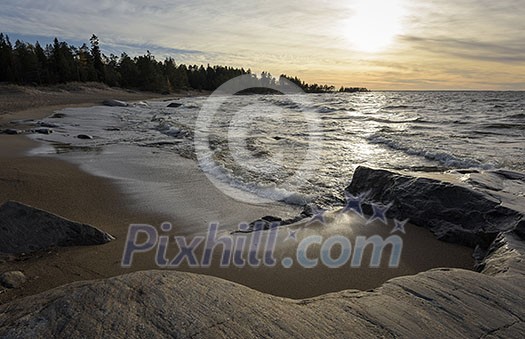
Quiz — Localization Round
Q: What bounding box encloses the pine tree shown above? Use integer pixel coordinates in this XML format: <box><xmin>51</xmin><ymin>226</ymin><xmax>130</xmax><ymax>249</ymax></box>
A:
<box><xmin>90</xmin><ymin>34</ymin><xmax>105</xmax><ymax>82</ymax></box>
<box><xmin>34</xmin><ymin>42</ymin><xmax>49</xmax><ymax>84</ymax></box>
<box><xmin>0</xmin><ymin>33</ymin><xmax>15</xmax><ymax>82</ymax></box>
<box><xmin>118</xmin><ymin>53</ymin><xmax>139</xmax><ymax>88</ymax></box>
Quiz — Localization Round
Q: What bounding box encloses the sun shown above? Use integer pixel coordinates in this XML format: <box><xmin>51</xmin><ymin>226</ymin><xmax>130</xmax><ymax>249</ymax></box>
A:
<box><xmin>343</xmin><ymin>0</ymin><xmax>406</xmax><ymax>53</ymax></box>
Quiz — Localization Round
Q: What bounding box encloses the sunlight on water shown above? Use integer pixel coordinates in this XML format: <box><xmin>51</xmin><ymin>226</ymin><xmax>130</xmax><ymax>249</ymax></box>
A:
<box><xmin>31</xmin><ymin>91</ymin><xmax>525</xmax><ymax>208</ymax></box>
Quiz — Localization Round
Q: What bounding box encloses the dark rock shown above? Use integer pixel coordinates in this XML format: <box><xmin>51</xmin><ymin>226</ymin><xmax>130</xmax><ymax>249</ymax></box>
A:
<box><xmin>232</xmin><ymin>217</ymin><xmax>282</xmax><ymax>233</ymax></box>
<box><xmin>37</xmin><ymin>121</ymin><xmax>59</xmax><ymax>128</ymax></box>
<box><xmin>300</xmin><ymin>203</ymin><xmax>319</xmax><ymax>218</ymax></box>
<box><xmin>0</xmin><ymin>201</ymin><xmax>114</xmax><ymax>254</ymax></box>
<box><xmin>2</xmin><ymin>129</ymin><xmax>23</xmax><ymax>135</ymax></box>
<box><xmin>33</xmin><ymin>128</ymin><xmax>53</xmax><ymax>135</ymax></box>
<box><xmin>167</xmin><ymin>102</ymin><xmax>183</xmax><ymax>108</ymax></box>
<box><xmin>241</xmin><ymin>209</ymin><xmax>316</xmax><ymax>234</ymax></box>
<box><xmin>345</xmin><ymin>166</ymin><xmax>525</xmax><ymax>249</ymax></box>
<box><xmin>102</xmin><ymin>100</ymin><xmax>128</xmax><ymax>107</ymax></box>
<box><xmin>261</xmin><ymin>215</ymin><xmax>282</xmax><ymax>223</ymax></box>
<box><xmin>0</xmin><ymin>271</ymin><xmax>27</xmax><ymax>289</ymax></box>
<box><xmin>49</xmin><ymin>113</ymin><xmax>66</xmax><ymax>119</ymax></box>
<box><xmin>77</xmin><ymin>134</ymin><xmax>93</xmax><ymax>140</ymax></box>
<box><xmin>235</xmin><ymin>215</ymin><xmax>302</xmax><ymax>234</ymax></box>
<box><xmin>104</xmin><ymin>127</ymin><xmax>121</xmax><ymax>132</ymax></box>
<box><xmin>249</xmin><ymin>219</ymin><xmax>271</xmax><ymax>231</ymax></box>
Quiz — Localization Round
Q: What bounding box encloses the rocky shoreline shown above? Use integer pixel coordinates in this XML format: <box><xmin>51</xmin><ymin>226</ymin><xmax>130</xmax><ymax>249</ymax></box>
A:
<box><xmin>346</xmin><ymin>166</ymin><xmax>525</xmax><ymax>268</ymax></box>
<box><xmin>1</xmin><ymin>166</ymin><xmax>524</xmax><ymax>337</ymax></box>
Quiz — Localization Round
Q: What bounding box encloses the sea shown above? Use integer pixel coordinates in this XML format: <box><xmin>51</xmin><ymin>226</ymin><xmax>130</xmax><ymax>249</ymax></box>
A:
<box><xmin>29</xmin><ymin>91</ymin><xmax>525</xmax><ymax>212</ymax></box>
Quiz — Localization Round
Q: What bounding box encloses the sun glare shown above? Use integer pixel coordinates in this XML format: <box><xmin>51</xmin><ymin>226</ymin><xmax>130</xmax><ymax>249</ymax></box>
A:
<box><xmin>343</xmin><ymin>0</ymin><xmax>406</xmax><ymax>53</ymax></box>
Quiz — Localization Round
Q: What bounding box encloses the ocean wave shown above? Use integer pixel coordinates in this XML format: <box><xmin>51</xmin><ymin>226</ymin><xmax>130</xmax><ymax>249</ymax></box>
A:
<box><xmin>381</xmin><ymin>105</ymin><xmax>425</xmax><ymax>110</ymax></box>
<box><xmin>472</xmin><ymin>130</ymin><xmax>507</xmax><ymax>136</ymax></box>
<box><xmin>198</xmin><ymin>155</ymin><xmax>314</xmax><ymax>205</ymax></box>
<box><xmin>316</xmin><ymin>106</ymin><xmax>339</xmax><ymax>113</ymax></box>
<box><xmin>366</xmin><ymin>117</ymin><xmax>424</xmax><ymax>124</ymax></box>
<box><xmin>314</xmin><ymin>106</ymin><xmax>355</xmax><ymax>113</ymax></box>
<box><xmin>367</xmin><ymin>135</ymin><xmax>493</xmax><ymax>169</ymax></box>
<box><xmin>452</xmin><ymin>120</ymin><xmax>470</xmax><ymax>125</ymax></box>
<box><xmin>382</xmin><ymin>105</ymin><xmax>410</xmax><ymax>110</ymax></box>
<box><xmin>483</xmin><ymin>123</ymin><xmax>525</xmax><ymax>130</ymax></box>
<box><xmin>320</xmin><ymin>115</ymin><xmax>361</xmax><ymax>121</ymax></box>
<box><xmin>268</xmin><ymin>99</ymin><xmax>303</xmax><ymax>110</ymax></box>
<box><xmin>508</xmin><ymin>113</ymin><xmax>525</xmax><ymax>119</ymax></box>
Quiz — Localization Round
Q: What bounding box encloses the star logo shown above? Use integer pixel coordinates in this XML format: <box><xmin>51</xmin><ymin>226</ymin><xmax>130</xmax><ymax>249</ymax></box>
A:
<box><xmin>366</xmin><ymin>202</ymin><xmax>392</xmax><ymax>225</ymax></box>
<box><xmin>307</xmin><ymin>206</ymin><xmax>327</xmax><ymax>225</ymax></box>
<box><xmin>285</xmin><ymin>229</ymin><xmax>298</xmax><ymax>242</ymax></box>
<box><xmin>341</xmin><ymin>191</ymin><xmax>366</xmax><ymax>218</ymax></box>
<box><xmin>391</xmin><ymin>218</ymin><xmax>408</xmax><ymax>234</ymax></box>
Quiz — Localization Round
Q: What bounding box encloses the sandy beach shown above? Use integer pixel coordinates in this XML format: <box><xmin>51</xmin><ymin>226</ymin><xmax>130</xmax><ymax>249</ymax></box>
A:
<box><xmin>0</xmin><ymin>85</ymin><xmax>475</xmax><ymax>304</ymax></box>
<box><xmin>0</xmin><ymin>84</ymin><xmax>171</xmax><ymax>302</ymax></box>
<box><xmin>0</xmin><ymin>84</ymin><xmax>298</xmax><ymax>301</ymax></box>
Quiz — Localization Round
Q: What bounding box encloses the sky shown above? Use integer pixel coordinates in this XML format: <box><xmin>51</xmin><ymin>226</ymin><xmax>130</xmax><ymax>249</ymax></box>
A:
<box><xmin>1</xmin><ymin>0</ymin><xmax>524</xmax><ymax>90</ymax></box>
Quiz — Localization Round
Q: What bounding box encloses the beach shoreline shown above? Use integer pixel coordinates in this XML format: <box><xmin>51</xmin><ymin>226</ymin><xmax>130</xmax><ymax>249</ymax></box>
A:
<box><xmin>0</xmin><ymin>84</ymin><xmax>302</xmax><ymax>301</ymax></box>
<box><xmin>0</xmin><ymin>83</ymin><xmax>202</xmax><ymax>126</ymax></box>
<box><xmin>0</xmin><ymin>85</ymin><xmax>477</xmax><ymax>304</ymax></box>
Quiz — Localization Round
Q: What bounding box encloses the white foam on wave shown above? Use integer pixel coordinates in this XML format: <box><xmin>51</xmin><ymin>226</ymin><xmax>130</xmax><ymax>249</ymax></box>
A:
<box><xmin>197</xmin><ymin>153</ymin><xmax>314</xmax><ymax>205</ymax></box>
<box><xmin>27</xmin><ymin>92</ymin><xmax>525</xmax><ymax>209</ymax></box>
<box><xmin>367</xmin><ymin>135</ymin><xmax>494</xmax><ymax>170</ymax></box>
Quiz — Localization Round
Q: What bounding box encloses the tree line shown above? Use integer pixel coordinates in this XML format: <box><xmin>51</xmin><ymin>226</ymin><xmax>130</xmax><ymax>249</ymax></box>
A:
<box><xmin>280</xmin><ymin>74</ymin><xmax>368</xmax><ymax>93</ymax></box>
<box><xmin>0</xmin><ymin>33</ymin><xmax>368</xmax><ymax>94</ymax></box>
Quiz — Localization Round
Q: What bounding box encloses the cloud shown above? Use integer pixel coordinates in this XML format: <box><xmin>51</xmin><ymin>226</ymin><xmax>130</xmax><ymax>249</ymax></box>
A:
<box><xmin>0</xmin><ymin>0</ymin><xmax>523</xmax><ymax>89</ymax></box>
<box><xmin>401</xmin><ymin>35</ymin><xmax>525</xmax><ymax>64</ymax></box>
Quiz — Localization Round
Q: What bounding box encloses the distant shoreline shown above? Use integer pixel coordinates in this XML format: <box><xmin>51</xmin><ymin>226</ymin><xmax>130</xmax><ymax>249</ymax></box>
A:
<box><xmin>0</xmin><ymin>82</ymin><xmax>203</xmax><ymax>126</ymax></box>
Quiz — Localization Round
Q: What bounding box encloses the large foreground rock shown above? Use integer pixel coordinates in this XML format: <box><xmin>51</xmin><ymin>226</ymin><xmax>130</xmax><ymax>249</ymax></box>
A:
<box><xmin>0</xmin><ymin>201</ymin><xmax>114</xmax><ymax>254</ymax></box>
<box><xmin>346</xmin><ymin>167</ymin><xmax>525</xmax><ymax>248</ymax></box>
<box><xmin>1</xmin><ymin>243</ymin><xmax>525</xmax><ymax>339</ymax></box>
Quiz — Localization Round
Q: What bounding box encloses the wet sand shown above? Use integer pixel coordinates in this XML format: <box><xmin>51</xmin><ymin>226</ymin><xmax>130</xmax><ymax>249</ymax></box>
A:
<box><xmin>0</xmin><ymin>85</ymin><xmax>474</xmax><ymax>303</ymax></box>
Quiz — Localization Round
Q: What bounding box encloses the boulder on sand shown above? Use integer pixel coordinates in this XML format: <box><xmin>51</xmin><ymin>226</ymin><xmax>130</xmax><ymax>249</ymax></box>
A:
<box><xmin>0</xmin><ymin>201</ymin><xmax>114</xmax><ymax>254</ymax></box>
<box><xmin>102</xmin><ymin>99</ymin><xmax>128</xmax><ymax>107</ymax></box>
<box><xmin>1</xmin><ymin>129</ymin><xmax>23</xmax><ymax>135</ymax></box>
<box><xmin>0</xmin><ymin>271</ymin><xmax>27</xmax><ymax>289</ymax></box>
<box><xmin>32</xmin><ymin>128</ymin><xmax>53</xmax><ymax>135</ymax></box>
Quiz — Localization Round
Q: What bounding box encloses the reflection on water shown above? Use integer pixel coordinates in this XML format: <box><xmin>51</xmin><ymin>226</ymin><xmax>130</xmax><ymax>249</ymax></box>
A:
<box><xmin>31</xmin><ymin>91</ymin><xmax>525</xmax><ymax>207</ymax></box>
